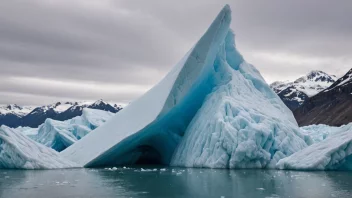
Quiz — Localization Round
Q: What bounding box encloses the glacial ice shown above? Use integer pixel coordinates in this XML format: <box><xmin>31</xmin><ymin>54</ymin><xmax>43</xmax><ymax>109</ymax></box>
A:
<box><xmin>35</xmin><ymin>108</ymin><xmax>114</xmax><ymax>151</ymax></box>
<box><xmin>16</xmin><ymin>108</ymin><xmax>114</xmax><ymax>152</ymax></box>
<box><xmin>277</xmin><ymin>123</ymin><xmax>352</xmax><ymax>170</ymax></box>
<box><xmin>0</xmin><ymin>125</ymin><xmax>77</xmax><ymax>169</ymax></box>
<box><xmin>170</xmin><ymin>33</ymin><xmax>311</xmax><ymax>168</ymax></box>
<box><xmin>300</xmin><ymin>124</ymin><xmax>343</xmax><ymax>143</ymax></box>
<box><xmin>61</xmin><ymin>5</ymin><xmax>311</xmax><ymax>168</ymax></box>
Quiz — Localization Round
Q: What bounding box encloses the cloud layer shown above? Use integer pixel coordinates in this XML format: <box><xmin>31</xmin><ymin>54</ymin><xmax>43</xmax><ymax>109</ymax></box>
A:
<box><xmin>0</xmin><ymin>0</ymin><xmax>351</xmax><ymax>105</ymax></box>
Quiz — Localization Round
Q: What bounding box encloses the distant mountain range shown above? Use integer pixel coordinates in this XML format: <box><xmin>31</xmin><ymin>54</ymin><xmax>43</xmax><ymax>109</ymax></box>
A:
<box><xmin>270</xmin><ymin>70</ymin><xmax>337</xmax><ymax>111</ymax></box>
<box><xmin>294</xmin><ymin>68</ymin><xmax>352</xmax><ymax>126</ymax></box>
<box><xmin>0</xmin><ymin>100</ymin><xmax>122</xmax><ymax>128</ymax></box>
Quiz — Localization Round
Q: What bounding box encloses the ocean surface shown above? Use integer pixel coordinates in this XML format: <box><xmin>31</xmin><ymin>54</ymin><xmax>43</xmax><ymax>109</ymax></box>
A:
<box><xmin>1</xmin><ymin>167</ymin><xmax>352</xmax><ymax>198</ymax></box>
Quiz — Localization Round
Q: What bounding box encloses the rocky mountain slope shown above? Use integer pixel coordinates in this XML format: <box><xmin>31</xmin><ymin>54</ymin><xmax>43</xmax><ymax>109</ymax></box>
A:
<box><xmin>294</xmin><ymin>68</ymin><xmax>352</xmax><ymax>126</ymax></box>
<box><xmin>270</xmin><ymin>70</ymin><xmax>336</xmax><ymax>111</ymax></box>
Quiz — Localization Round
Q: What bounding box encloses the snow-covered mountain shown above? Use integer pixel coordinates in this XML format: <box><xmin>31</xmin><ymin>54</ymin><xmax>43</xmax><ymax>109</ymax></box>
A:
<box><xmin>0</xmin><ymin>104</ymin><xmax>34</xmax><ymax>117</ymax></box>
<box><xmin>323</xmin><ymin>68</ymin><xmax>352</xmax><ymax>92</ymax></box>
<box><xmin>294</xmin><ymin>68</ymin><xmax>352</xmax><ymax>126</ymax></box>
<box><xmin>0</xmin><ymin>100</ymin><xmax>122</xmax><ymax>128</ymax></box>
<box><xmin>270</xmin><ymin>70</ymin><xmax>337</xmax><ymax>111</ymax></box>
<box><xmin>0</xmin><ymin>105</ymin><xmax>35</xmax><ymax>128</ymax></box>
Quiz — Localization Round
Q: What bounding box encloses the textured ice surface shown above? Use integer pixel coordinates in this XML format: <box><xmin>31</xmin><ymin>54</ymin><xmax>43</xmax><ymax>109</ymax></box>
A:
<box><xmin>15</xmin><ymin>108</ymin><xmax>114</xmax><ymax>152</ymax></box>
<box><xmin>0</xmin><ymin>125</ymin><xmax>77</xmax><ymax>169</ymax></box>
<box><xmin>35</xmin><ymin>119</ymin><xmax>90</xmax><ymax>152</ymax></box>
<box><xmin>300</xmin><ymin>124</ymin><xmax>343</xmax><ymax>143</ymax></box>
<box><xmin>36</xmin><ymin>108</ymin><xmax>114</xmax><ymax>151</ymax></box>
<box><xmin>277</xmin><ymin>123</ymin><xmax>352</xmax><ymax>170</ymax></box>
<box><xmin>62</xmin><ymin>5</ymin><xmax>311</xmax><ymax>169</ymax></box>
<box><xmin>62</xmin><ymin>5</ymin><xmax>235</xmax><ymax>167</ymax></box>
<box><xmin>170</xmin><ymin>33</ymin><xmax>311</xmax><ymax>168</ymax></box>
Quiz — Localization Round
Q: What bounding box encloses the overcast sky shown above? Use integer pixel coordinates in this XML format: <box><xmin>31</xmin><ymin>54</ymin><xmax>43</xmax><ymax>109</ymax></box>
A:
<box><xmin>0</xmin><ymin>0</ymin><xmax>351</xmax><ymax>106</ymax></box>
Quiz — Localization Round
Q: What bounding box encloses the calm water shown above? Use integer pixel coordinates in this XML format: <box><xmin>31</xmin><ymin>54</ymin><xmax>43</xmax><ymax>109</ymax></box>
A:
<box><xmin>1</xmin><ymin>167</ymin><xmax>352</xmax><ymax>198</ymax></box>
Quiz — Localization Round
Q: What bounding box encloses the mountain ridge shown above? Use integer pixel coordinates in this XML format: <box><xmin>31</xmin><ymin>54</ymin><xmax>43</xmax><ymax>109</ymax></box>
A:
<box><xmin>294</xmin><ymin>68</ymin><xmax>352</xmax><ymax>126</ymax></box>
<box><xmin>270</xmin><ymin>70</ymin><xmax>337</xmax><ymax>111</ymax></box>
<box><xmin>0</xmin><ymin>100</ymin><xmax>122</xmax><ymax>128</ymax></box>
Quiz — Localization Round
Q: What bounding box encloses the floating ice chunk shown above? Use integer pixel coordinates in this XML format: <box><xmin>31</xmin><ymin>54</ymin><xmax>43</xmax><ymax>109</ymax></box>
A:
<box><xmin>277</xmin><ymin>124</ymin><xmax>352</xmax><ymax>170</ymax></box>
<box><xmin>19</xmin><ymin>108</ymin><xmax>114</xmax><ymax>152</ymax></box>
<box><xmin>300</xmin><ymin>124</ymin><xmax>343</xmax><ymax>143</ymax></box>
<box><xmin>35</xmin><ymin>119</ymin><xmax>85</xmax><ymax>152</ymax></box>
<box><xmin>0</xmin><ymin>126</ymin><xmax>78</xmax><ymax>169</ymax></box>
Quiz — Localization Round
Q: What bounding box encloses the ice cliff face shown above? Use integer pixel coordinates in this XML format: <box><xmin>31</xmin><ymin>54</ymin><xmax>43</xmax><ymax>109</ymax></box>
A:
<box><xmin>61</xmin><ymin>5</ymin><xmax>311</xmax><ymax>168</ymax></box>
<box><xmin>170</xmin><ymin>31</ymin><xmax>310</xmax><ymax>168</ymax></box>
<box><xmin>0</xmin><ymin>125</ymin><xmax>77</xmax><ymax>169</ymax></box>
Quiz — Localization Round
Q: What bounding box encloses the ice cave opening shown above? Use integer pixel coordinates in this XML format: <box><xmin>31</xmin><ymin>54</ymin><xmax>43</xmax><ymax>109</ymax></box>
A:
<box><xmin>134</xmin><ymin>145</ymin><xmax>163</xmax><ymax>165</ymax></box>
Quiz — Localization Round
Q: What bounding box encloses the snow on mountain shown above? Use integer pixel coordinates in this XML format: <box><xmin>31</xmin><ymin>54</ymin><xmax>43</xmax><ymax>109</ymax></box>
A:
<box><xmin>0</xmin><ymin>125</ymin><xmax>78</xmax><ymax>169</ymax></box>
<box><xmin>0</xmin><ymin>104</ymin><xmax>34</xmax><ymax>117</ymax></box>
<box><xmin>270</xmin><ymin>70</ymin><xmax>337</xmax><ymax>111</ymax></box>
<box><xmin>50</xmin><ymin>102</ymin><xmax>75</xmax><ymax>113</ymax></box>
<box><xmin>294</xmin><ymin>68</ymin><xmax>352</xmax><ymax>126</ymax></box>
<box><xmin>323</xmin><ymin>68</ymin><xmax>352</xmax><ymax>92</ymax></box>
<box><xmin>62</xmin><ymin>5</ymin><xmax>311</xmax><ymax>169</ymax></box>
<box><xmin>0</xmin><ymin>105</ymin><xmax>35</xmax><ymax>129</ymax></box>
<box><xmin>0</xmin><ymin>99</ymin><xmax>122</xmax><ymax>128</ymax></box>
<box><xmin>16</xmin><ymin>108</ymin><xmax>115</xmax><ymax>152</ymax></box>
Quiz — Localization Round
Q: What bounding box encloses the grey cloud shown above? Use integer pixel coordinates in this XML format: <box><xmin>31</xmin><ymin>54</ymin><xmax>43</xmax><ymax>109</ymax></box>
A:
<box><xmin>0</xmin><ymin>0</ymin><xmax>351</xmax><ymax>105</ymax></box>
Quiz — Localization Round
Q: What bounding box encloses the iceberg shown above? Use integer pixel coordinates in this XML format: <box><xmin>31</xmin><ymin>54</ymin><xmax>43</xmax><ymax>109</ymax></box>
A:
<box><xmin>35</xmin><ymin>118</ymin><xmax>90</xmax><ymax>152</ymax></box>
<box><xmin>277</xmin><ymin>124</ymin><xmax>352</xmax><ymax>170</ymax></box>
<box><xmin>16</xmin><ymin>108</ymin><xmax>114</xmax><ymax>152</ymax></box>
<box><xmin>35</xmin><ymin>108</ymin><xmax>114</xmax><ymax>151</ymax></box>
<box><xmin>61</xmin><ymin>5</ymin><xmax>311</xmax><ymax>168</ymax></box>
<box><xmin>0</xmin><ymin>125</ymin><xmax>77</xmax><ymax>169</ymax></box>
